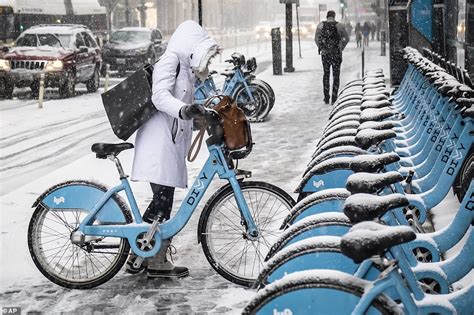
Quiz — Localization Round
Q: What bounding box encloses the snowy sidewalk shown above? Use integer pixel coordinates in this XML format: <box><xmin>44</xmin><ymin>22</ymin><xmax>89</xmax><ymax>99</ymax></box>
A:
<box><xmin>0</xmin><ymin>40</ymin><xmax>391</xmax><ymax>314</ymax></box>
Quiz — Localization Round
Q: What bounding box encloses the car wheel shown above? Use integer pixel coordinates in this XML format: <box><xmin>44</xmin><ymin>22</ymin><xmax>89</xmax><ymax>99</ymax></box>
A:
<box><xmin>59</xmin><ymin>71</ymin><xmax>75</xmax><ymax>98</ymax></box>
<box><xmin>30</xmin><ymin>82</ymin><xmax>40</xmax><ymax>98</ymax></box>
<box><xmin>3</xmin><ymin>80</ymin><xmax>14</xmax><ymax>99</ymax></box>
<box><xmin>86</xmin><ymin>67</ymin><xmax>100</xmax><ymax>93</ymax></box>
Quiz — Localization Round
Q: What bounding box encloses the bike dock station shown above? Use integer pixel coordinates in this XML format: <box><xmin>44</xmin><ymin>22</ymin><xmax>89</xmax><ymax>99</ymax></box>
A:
<box><xmin>243</xmin><ymin>47</ymin><xmax>474</xmax><ymax>314</ymax></box>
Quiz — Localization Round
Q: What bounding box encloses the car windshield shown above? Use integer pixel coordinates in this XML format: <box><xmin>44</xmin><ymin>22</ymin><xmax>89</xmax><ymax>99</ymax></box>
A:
<box><xmin>110</xmin><ymin>31</ymin><xmax>150</xmax><ymax>43</ymax></box>
<box><xmin>16</xmin><ymin>33</ymin><xmax>70</xmax><ymax>48</ymax></box>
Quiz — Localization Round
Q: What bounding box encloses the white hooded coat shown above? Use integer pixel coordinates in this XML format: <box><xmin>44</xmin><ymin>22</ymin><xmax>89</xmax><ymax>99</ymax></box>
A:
<box><xmin>131</xmin><ymin>21</ymin><xmax>217</xmax><ymax>188</ymax></box>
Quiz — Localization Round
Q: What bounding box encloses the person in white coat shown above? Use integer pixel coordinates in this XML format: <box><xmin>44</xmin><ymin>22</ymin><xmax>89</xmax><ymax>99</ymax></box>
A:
<box><xmin>127</xmin><ymin>20</ymin><xmax>220</xmax><ymax>279</ymax></box>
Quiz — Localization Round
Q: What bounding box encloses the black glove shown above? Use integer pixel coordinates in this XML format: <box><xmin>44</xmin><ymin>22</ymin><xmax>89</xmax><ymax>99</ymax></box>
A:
<box><xmin>179</xmin><ymin>104</ymin><xmax>206</xmax><ymax>120</ymax></box>
<box><xmin>193</xmin><ymin>115</ymin><xmax>208</xmax><ymax>130</ymax></box>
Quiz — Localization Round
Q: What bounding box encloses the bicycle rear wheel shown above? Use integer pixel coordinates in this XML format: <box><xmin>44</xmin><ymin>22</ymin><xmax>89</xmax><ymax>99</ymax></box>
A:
<box><xmin>28</xmin><ymin>181</ymin><xmax>132</xmax><ymax>289</ymax></box>
<box><xmin>199</xmin><ymin>181</ymin><xmax>295</xmax><ymax>287</ymax></box>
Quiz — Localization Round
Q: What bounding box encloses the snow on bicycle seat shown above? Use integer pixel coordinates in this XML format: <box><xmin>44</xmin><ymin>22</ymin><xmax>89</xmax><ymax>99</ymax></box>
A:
<box><xmin>345</xmin><ymin>171</ymin><xmax>404</xmax><ymax>194</ymax></box>
<box><xmin>461</xmin><ymin>106</ymin><xmax>474</xmax><ymax>119</ymax></box>
<box><xmin>447</xmin><ymin>85</ymin><xmax>474</xmax><ymax>98</ymax></box>
<box><xmin>455</xmin><ymin>98</ymin><xmax>474</xmax><ymax>110</ymax></box>
<box><xmin>360</xmin><ymin>99</ymin><xmax>391</xmax><ymax>110</ymax></box>
<box><xmin>362</xmin><ymin>94</ymin><xmax>388</xmax><ymax>102</ymax></box>
<box><xmin>343</xmin><ymin>193</ymin><xmax>409</xmax><ymax>223</ymax></box>
<box><xmin>341</xmin><ymin>221</ymin><xmax>416</xmax><ymax>263</ymax></box>
<box><xmin>91</xmin><ymin>142</ymin><xmax>134</xmax><ymax>159</ymax></box>
<box><xmin>363</xmin><ymin>83</ymin><xmax>386</xmax><ymax>91</ymax></box>
<box><xmin>360</xmin><ymin>108</ymin><xmax>395</xmax><ymax>123</ymax></box>
<box><xmin>349</xmin><ymin>152</ymin><xmax>400</xmax><ymax>173</ymax></box>
<box><xmin>358</xmin><ymin>120</ymin><xmax>398</xmax><ymax>131</ymax></box>
<box><xmin>363</xmin><ymin>89</ymin><xmax>390</xmax><ymax>98</ymax></box>
<box><xmin>355</xmin><ymin>128</ymin><xmax>397</xmax><ymax>149</ymax></box>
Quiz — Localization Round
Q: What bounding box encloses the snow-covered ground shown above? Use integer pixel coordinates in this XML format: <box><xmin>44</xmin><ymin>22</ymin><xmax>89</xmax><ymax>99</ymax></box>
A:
<box><xmin>1</xmin><ymin>39</ymin><xmax>469</xmax><ymax>314</ymax></box>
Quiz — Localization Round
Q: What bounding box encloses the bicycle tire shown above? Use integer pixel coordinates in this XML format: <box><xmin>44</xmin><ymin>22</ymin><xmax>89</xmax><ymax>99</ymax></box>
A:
<box><xmin>28</xmin><ymin>180</ymin><xmax>132</xmax><ymax>289</ymax></box>
<box><xmin>232</xmin><ymin>83</ymin><xmax>270</xmax><ymax>121</ymax></box>
<box><xmin>251</xmin><ymin>79</ymin><xmax>275</xmax><ymax>109</ymax></box>
<box><xmin>453</xmin><ymin>147</ymin><xmax>473</xmax><ymax>202</ymax></box>
<box><xmin>253</xmin><ymin>84</ymin><xmax>273</xmax><ymax>121</ymax></box>
<box><xmin>198</xmin><ymin>181</ymin><xmax>295</xmax><ymax>287</ymax></box>
<box><xmin>243</xmin><ymin>269</ymin><xmax>402</xmax><ymax>315</ymax></box>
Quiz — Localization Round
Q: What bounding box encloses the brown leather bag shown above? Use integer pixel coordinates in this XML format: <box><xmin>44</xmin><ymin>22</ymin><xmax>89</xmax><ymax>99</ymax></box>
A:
<box><xmin>212</xmin><ymin>96</ymin><xmax>250</xmax><ymax>150</ymax></box>
<box><xmin>187</xmin><ymin>96</ymin><xmax>251</xmax><ymax>162</ymax></box>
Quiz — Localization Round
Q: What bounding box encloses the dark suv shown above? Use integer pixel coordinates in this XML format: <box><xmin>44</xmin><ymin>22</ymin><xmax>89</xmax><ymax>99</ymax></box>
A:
<box><xmin>101</xmin><ymin>27</ymin><xmax>166</xmax><ymax>75</ymax></box>
<box><xmin>0</xmin><ymin>24</ymin><xmax>101</xmax><ymax>98</ymax></box>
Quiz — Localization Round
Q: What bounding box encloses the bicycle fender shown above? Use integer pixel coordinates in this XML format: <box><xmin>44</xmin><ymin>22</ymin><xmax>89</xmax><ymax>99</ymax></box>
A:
<box><xmin>298</xmin><ymin>169</ymin><xmax>354</xmax><ymax>194</ymax></box>
<box><xmin>32</xmin><ymin>181</ymin><xmax>128</xmax><ymax>224</ymax></box>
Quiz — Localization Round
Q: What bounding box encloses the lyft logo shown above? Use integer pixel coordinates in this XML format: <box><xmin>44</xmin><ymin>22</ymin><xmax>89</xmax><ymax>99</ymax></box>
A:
<box><xmin>273</xmin><ymin>309</ymin><xmax>293</xmax><ymax>315</ymax></box>
<box><xmin>53</xmin><ymin>196</ymin><xmax>65</xmax><ymax>205</ymax></box>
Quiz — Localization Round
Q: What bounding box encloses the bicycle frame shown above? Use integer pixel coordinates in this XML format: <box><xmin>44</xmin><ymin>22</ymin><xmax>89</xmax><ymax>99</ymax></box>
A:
<box><xmin>194</xmin><ymin>67</ymin><xmax>256</xmax><ymax>104</ymax></box>
<box><xmin>75</xmin><ymin>143</ymin><xmax>258</xmax><ymax>258</ymax></box>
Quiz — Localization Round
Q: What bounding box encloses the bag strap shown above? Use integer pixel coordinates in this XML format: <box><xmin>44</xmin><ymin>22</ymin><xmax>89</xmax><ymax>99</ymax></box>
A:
<box><xmin>187</xmin><ymin>128</ymin><xmax>206</xmax><ymax>162</ymax></box>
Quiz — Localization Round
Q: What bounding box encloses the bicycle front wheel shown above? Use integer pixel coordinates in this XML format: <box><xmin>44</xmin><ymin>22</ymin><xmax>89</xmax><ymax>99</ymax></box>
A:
<box><xmin>199</xmin><ymin>181</ymin><xmax>295</xmax><ymax>287</ymax></box>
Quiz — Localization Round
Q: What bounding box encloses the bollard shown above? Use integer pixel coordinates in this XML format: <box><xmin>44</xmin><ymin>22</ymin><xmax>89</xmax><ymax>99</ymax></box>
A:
<box><xmin>361</xmin><ymin>46</ymin><xmax>365</xmax><ymax>76</ymax></box>
<box><xmin>271</xmin><ymin>28</ymin><xmax>282</xmax><ymax>75</ymax></box>
<box><xmin>104</xmin><ymin>64</ymin><xmax>110</xmax><ymax>92</ymax></box>
<box><xmin>38</xmin><ymin>72</ymin><xmax>45</xmax><ymax>108</ymax></box>
<box><xmin>380</xmin><ymin>30</ymin><xmax>386</xmax><ymax>56</ymax></box>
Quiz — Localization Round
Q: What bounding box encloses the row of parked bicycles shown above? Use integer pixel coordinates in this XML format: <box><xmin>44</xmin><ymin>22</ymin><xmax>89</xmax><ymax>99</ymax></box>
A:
<box><xmin>194</xmin><ymin>52</ymin><xmax>275</xmax><ymax>122</ymax></box>
<box><xmin>243</xmin><ymin>46</ymin><xmax>473</xmax><ymax>314</ymax></box>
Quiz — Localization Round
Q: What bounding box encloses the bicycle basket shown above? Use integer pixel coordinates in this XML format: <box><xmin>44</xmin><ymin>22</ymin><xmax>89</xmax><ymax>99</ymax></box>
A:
<box><xmin>206</xmin><ymin>95</ymin><xmax>253</xmax><ymax>159</ymax></box>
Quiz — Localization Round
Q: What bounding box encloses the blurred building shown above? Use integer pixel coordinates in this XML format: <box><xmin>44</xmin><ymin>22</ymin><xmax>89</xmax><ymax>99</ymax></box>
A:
<box><xmin>108</xmin><ymin>0</ymin><xmax>277</xmax><ymax>35</ymax></box>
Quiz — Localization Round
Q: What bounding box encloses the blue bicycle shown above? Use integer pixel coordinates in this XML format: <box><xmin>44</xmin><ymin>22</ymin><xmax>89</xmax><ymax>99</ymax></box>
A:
<box><xmin>195</xmin><ymin>53</ymin><xmax>274</xmax><ymax>121</ymax></box>
<box><xmin>27</xmin><ymin>109</ymin><xmax>295</xmax><ymax>289</ymax></box>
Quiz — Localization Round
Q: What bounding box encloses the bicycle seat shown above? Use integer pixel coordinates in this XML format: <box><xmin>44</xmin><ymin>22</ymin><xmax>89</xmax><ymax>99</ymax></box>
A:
<box><xmin>355</xmin><ymin>128</ymin><xmax>397</xmax><ymax>149</ymax></box>
<box><xmin>362</xmin><ymin>94</ymin><xmax>388</xmax><ymax>102</ymax></box>
<box><xmin>358</xmin><ymin>121</ymin><xmax>397</xmax><ymax>131</ymax></box>
<box><xmin>343</xmin><ymin>193</ymin><xmax>409</xmax><ymax>223</ymax></box>
<box><xmin>91</xmin><ymin>142</ymin><xmax>134</xmax><ymax>159</ymax></box>
<box><xmin>220</xmin><ymin>70</ymin><xmax>235</xmax><ymax>77</ymax></box>
<box><xmin>346</xmin><ymin>171</ymin><xmax>404</xmax><ymax>194</ymax></box>
<box><xmin>455</xmin><ymin>98</ymin><xmax>474</xmax><ymax>109</ymax></box>
<box><xmin>360</xmin><ymin>100</ymin><xmax>391</xmax><ymax>110</ymax></box>
<box><xmin>461</xmin><ymin>106</ymin><xmax>474</xmax><ymax>119</ymax></box>
<box><xmin>350</xmin><ymin>152</ymin><xmax>400</xmax><ymax>173</ymax></box>
<box><xmin>341</xmin><ymin>221</ymin><xmax>416</xmax><ymax>263</ymax></box>
<box><xmin>360</xmin><ymin>108</ymin><xmax>395</xmax><ymax>123</ymax></box>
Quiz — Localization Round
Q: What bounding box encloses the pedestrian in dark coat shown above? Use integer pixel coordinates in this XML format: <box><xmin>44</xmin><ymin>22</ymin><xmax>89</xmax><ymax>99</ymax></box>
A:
<box><xmin>370</xmin><ymin>22</ymin><xmax>376</xmax><ymax>41</ymax></box>
<box><xmin>355</xmin><ymin>22</ymin><xmax>362</xmax><ymax>48</ymax></box>
<box><xmin>315</xmin><ymin>10</ymin><xmax>349</xmax><ymax>104</ymax></box>
<box><xmin>362</xmin><ymin>21</ymin><xmax>370</xmax><ymax>47</ymax></box>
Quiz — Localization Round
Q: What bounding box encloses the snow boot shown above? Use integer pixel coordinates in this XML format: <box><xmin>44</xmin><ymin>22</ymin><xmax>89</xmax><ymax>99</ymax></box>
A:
<box><xmin>147</xmin><ymin>240</ymin><xmax>189</xmax><ymax>279</ymax></box>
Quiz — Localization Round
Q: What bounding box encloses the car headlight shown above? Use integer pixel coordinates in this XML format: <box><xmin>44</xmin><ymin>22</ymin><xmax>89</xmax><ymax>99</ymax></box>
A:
<box><xmin>137</xmin><ymin>47</ymin><xmax>148</xmax><ymax>53</ymax></box>
<box><xmin>45</xmin><ymin>60</ymin><xmax>63</xmax><ymax>72</ymax></box>
<box><xmin>0</xmin><ymin>59</ymin><xmax>11</xmax><ymax>71</ymax></box>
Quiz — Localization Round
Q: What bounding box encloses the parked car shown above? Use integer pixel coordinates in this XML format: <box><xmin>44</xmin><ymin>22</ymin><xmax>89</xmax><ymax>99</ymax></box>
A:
<box><xmin>101</xmin><ymin>27</ymin><xmax>166</xmax><ymax>76</ymax></box>
<box><xmin>0</xmin><ymin>24</ymin><xmax>101</xmax><ymax>99</ymax></box>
